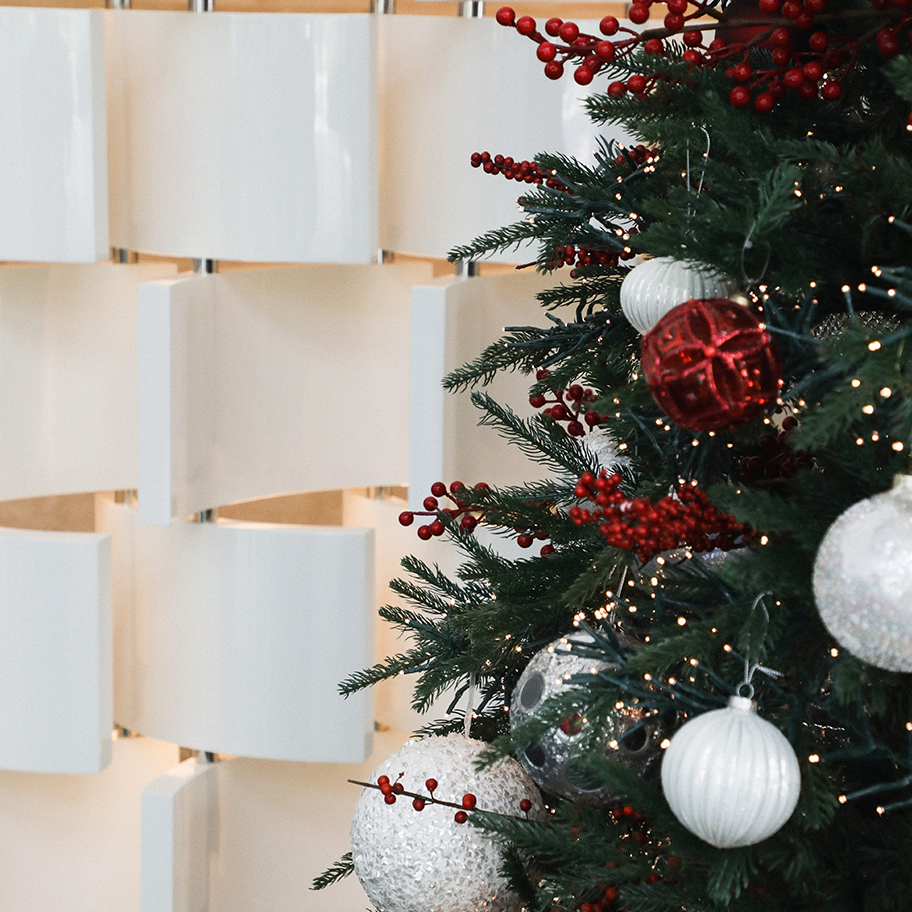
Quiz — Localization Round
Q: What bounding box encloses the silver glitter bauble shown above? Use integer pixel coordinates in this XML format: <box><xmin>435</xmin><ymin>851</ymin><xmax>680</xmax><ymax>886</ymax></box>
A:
<box><xmin>350</xmin><ymin>734</ymin><xmax>545</xmax><ymax>912</ymax></box>
<box><xmin>813</xmin><ymin>475</ymin><xmax>912</xmax><ymax>672</ymax></box>
<box><xmin>510</xmin><ymin>634</ymin><xmax>668</xmax><ymax>805</ymax></box>
<box><xmin>661</xmin><ymin>695</ymin><xmax>801</xmax><ymax>848</ymax></box>
<box><xmin>620</xmin><ymin>257</ymin><xmax>736</xmax><ymax>334</ymax></box>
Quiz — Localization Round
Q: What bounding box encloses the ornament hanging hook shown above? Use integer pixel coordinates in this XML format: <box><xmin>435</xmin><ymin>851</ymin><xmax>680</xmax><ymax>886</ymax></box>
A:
<box><xmin>741</xmin><ymin>219</ymin><xmax>772</xmax><ymax>288</ymax></box>
<box><xmin>463</xmin><ymin>673</ymin><xmax>477</xmax><ymax>738</ymax></box>
<box><xmin>685</xmin><ymin>126</ymin><xmax>711</xmax><ymax>217</ymax></box>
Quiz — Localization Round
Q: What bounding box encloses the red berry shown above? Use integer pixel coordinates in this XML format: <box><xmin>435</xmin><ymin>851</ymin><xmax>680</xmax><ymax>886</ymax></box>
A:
<box><xmin>417</xmin><ymin>525</ymin><xmax>432</xmax><ymax>540</ymax></box>
<box><xmin>423</xmin><ymin>496</ymin><xmax>439</xmax><ymax>511</ymax></box>
<box><xmin>429</xmin><ymin>520</ymin><xmax>444</xmax><ymax>536</ymax></box>
<box><xmin>540</xmin><ymin>544</ymin><xmax>555</xmax><ymax>556</ymax></box>
<box><xmin>413</xmin><ymin>798</ymin><xmax>426</xmax><ymax>811</ymax></box>
<box><xmin>754</xmin><ymin>92</ymin><xmax>775</xmax><ymax>112</ymax></box>
<box><xmin>474</xmin><ymin>481</ymin><xmax>490</xmax><ymax>492</ymax></box>
<box><xmin>644</xmin><ymin>37</ymin><xmax>664</xmax><ymax>53</ymax></box>
<box><xmin>628</xmin><ymin>75</ymin><xmax>647</xmax><ymax>93</ymax></box>
<box><xmin>664</xmin><ymin>12</ymin><xmax>685</xmax><ymax>30</ymax></box>
<box><xmin>782</xmin><ymin>0</ymin><xmax>801</xmax><ymax>17</ymax></box>
<box><xmin>495</xmin><ymin>6</ymin><xmax>515</xmax><ymax>26</ymax></box>
<box><xmin>460</xmin><ymin>514</ymin><xmax>478</xmax><ymax>532</ymax></box>
<box><xmin>559</xmin><ymin>21</ymin><xmax>579</xmax><ymax>42</ymax></box>
<box><xmin>803</xmin><ymin>61</ymin><xmax>822</xmax><ymax>81</ymax></box>
<box><xmin>809</xmin><ymin>30</ymin><xmax>828</xmax><ymax>51</ymax></box>
<box><xmin>733</xmin><ymin>62</ymin><xmax>752</xmax><ymax>82</ymax></box>
<box><xmin>596</xmin><ymin>40</ymin><xmax>616</xmax><ymax>60</ymax></box>
<box><xmin>393</xmin><ymin>782</ymin><xmax>404</xmax><ymax>792</ymax></box>
<box><xmin>667</xmin><ymin>0</ymin><xmax>688</xmax><ymax>12</ymax></box>
<box><xmin>600</xmin><ymin>15</ymin><xmax>620</xmax><ymax>35</ymax></box>
<box><xmin>426</xmin><ymin>778</ymin><xmax>438</xmax><ymax>792</ymax></box>
<box><xmin>759</xmin><ymin>0</ymin><xmax>781</xmax><ymax>10</ymax></box>
<box><xmin>730</xmin><ymin>85</ymin><xmax>750</xmax><ymax>107</ymax></box>
<box><xmin>431</xmin><ymin>481</ymin><xmax>447</xmax><ymax>497</ymax></box>
<box><xmin>795</xmin><ymin>11</ymin><xmax>813</xmax><ymax>28</ymax></box>
<box><xmin>384</xmin><ymin>793</ymin><xmax>397</xmax><ymax>804</ymax></box>
<box><xmin>536</xmin><ymin>42</ymin><xmax>557</xmax><ymax>62</ymax></box>
<box><xmin>515</xmin><ymin>15</ymin><xmax>536</xmax><ymax>36</ymax></box>
<box><xmin>877</xmin><ymin>28</ymin><xmax>900</xmax><ymax>56</ymax></box>
<box><xmin>629</xmin><ymin>3</ymin><xmax>650</xmax><ymax>23</ymax></box>
<box><xmin>567</xmin><ymin>420</ymin><xmax>585</xmax><ymax>436</ymax></box>
<box><xmin>517</xmin><ymin>534</ymin><xmax>534</xmax><ymax>548</ymax></box>
<box><xmin>683</xmin><ymin>30</ymin><xmax>702</xmax><ymax>46</ymax></box>
<box><xmin>608</xmin><ymin>80</ymin><xmax>627</xmax><ymax>95</ymax></box>
<box><xmin>519</xmin><ymin>798</ymin><xmax>533</xmax><ymax>813</ymax></box>
<box><xmin>798</xmin><ymin>79</ymin><xmax>818</xmax><ymax>98</ymax></box>
<box><xmin>454</xmin><ymin>811</ymin><xmax>468</xmax><ymax>824</ymax></box>
<box><xmin>574</xmin><ymin>65</ymin><xmax>594</xmax><ymax>86</ymax></box>
<box><xmin>378</xmin><ymin>775</ymin><xmax>390</xmax><ymax>786</ymax></box>
<box><xmin>399</xmin><ymin>511</ymin><xmax>414</xmax><ymax>526</ymax></box>
<box><xmin>772</xmin><ymin>27</ymin><xmax>792</xmax><ymax>46</ymax></box>
<box><xmin>545</xmin><ymin>17</ymin><xmax>562</xmax><ymax>35</ymax></box>
<box><xmin>450</xmin><ymin>481</ymin><xmax>465</xmax><ymax>494</ymax></box>
<box><xmin>771</xmin><ymin>47</ymin><xmax>791</xmax><ymax>65</ymax></box>
<box><xmin>784</xmin><ymin>67</ymin><xmax>804</xmax><ymax>89</ymax></box>
<box><xmin>821</xmin><ymin>80</ymin><xmax>841</xmax><ymax>100</ymax></box>
<box><xmin>805</xmin><ymin>0</ymin><xmax>824</xmax><ymax>8</ymax></box>
<box><xmin>462</xmin><ymin>793</ymin><xmax>478</xmax><ymax>809</ymax></box>
<box><xmin>544</xmin><ymin>60</ymin><xmax>564</xmax><ymax>80</ymax></box>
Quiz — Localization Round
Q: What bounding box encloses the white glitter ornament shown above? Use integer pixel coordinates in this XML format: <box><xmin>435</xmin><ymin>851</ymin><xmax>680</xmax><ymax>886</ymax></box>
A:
<box><xmin>511</xmin><ymin>634</ymin><xmax>669</xmax><ymax>805</ymax></box>
<box><xmin>620</xmin><ymin>257</ymin><xmax>736</xmax><ymax>334</ymax></box>
<box><xmin>813</xmin><ymin>474</ymin><xmax>912</xmax><ymax>672</ymax></box>
<box><xmin>661</xmin><ymin>695</ymin><xmax>801</xmax><ymax>848</ymax></box>
<box><xmin>350</xmin><ymin>734</ymin><xmax>545</xmax><ymax>912</ymax></box>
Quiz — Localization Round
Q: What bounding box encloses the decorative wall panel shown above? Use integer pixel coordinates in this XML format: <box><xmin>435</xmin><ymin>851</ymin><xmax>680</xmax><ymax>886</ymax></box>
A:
<box><xmin>107</xmin><ymin>11</ymin><xmax>378</xmax><ymax>263</ymax></box>
<box><xmin>0</xmin><ymin>527</ymin><xmax>111</xmax><ymax>773</ymax></box>
<box><xmin>99</xmin><ymin>497</ymin><xmax>374</xmax><ymax>763</ymax></box>
<box><xmin>137</xmin><ymin>263</ymin><xmax>429</xmax><ymax>525</ymax></box>
<box><xmin>409</xmin><ymin>271</ymin><xmax>558</xmax><ymax>508</ymax></box>
<box><xmin>378</xmin><ymin>17</ymin><xmax>633</xmax><ymax>261</ymax></box>
<box><xmin>0</xmin><ymin>263</ymin><xmax>174</xmax><ymax>502</ymax></box>
<box><xmin>0</xmin><ymin>8</ymin><xmax>108</xmax><ymax>263</ymax></box>
<box><xmin>142</xmin><ymin>758</ymin><xmax>218</xmax><ymax>912</ymax></box>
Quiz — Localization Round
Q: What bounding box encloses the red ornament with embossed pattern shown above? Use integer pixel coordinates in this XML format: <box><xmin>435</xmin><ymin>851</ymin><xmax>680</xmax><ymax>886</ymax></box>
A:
<box><xmin>641</xmin><ymin>297</ymin><xmax>781</xmax><ymax>431</ymax></box>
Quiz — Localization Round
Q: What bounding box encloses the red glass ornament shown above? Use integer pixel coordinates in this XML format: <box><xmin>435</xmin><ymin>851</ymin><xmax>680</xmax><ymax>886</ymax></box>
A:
<box><xmin>640</xmin><ymin>297</ymin><xmax>781</xmax><ymax>432</ymax></box>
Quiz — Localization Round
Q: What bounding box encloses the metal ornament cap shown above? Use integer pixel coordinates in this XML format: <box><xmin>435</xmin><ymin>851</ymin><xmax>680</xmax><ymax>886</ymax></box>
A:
<box><xmin>620</xmin><ymin>257</ymin><xmax>736</xmax><ymax>334</ymax></box>
<box><xmin>813</xmin><ymin>474</ymin><xmax>912</xmax><ymax>672</ymax></box>
<box><xmin>660</xmin><ymin>696</ymin><xmax>801</xmax><ymax>848</ymax></box>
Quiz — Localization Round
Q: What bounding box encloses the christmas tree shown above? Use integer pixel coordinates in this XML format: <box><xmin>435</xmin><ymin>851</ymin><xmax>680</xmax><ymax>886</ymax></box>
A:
<box><xmin>321</xmin><ymin>0</ymin><xmax>912</xmax><ymax>909</ymax></box>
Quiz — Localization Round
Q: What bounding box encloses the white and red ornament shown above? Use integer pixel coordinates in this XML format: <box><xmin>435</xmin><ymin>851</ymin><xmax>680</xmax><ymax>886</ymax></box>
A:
<box><xmin>660</xmin><ymin>695</ymin><xmax>801</xmax><ymax>848</ymax></box>
<box><xmin>620</xmin><ymin>256</ymin><xmax>736</xmax><ymax>334</ymax></box>
<box><xmin>350</xmin><ymin>734</ymin><xmax>544</xmax><ymax>912</ymax></box>
<box><xmin>813</xmin><ymin>474</ymin><xmax>912</xmax><ymax>672</ymax></box>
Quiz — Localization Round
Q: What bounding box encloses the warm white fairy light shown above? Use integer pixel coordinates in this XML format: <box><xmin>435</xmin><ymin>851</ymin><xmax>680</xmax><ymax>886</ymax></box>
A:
<box><xmin>893</xmin><ymin>442</ymin><xmax>905</xmax><ymax>452</ymax></box>
<box><xmin>831</xmin><ymin>647</ymin><xmax>839</xmax><ymax>657</ymax></box>
<box><xmin>660</xmin><ymin>738</ymin><xmax>671</xmax><ymax>749</ymax></box>
<box><xmin>677</xmin><ymin>617</ymin><xmax>687</xmax><ymax>626</ymax></box>
<box><xmin>862</xmin><ymin>405</ymin><xmax>874</xmax><ymax>414</ymax></box>
<box><xmin>852</xmin><ymin>378</ymin><xmax>861</xmax><ymax>387</ymax></box>
<box><xmin>838</xmin><ymin>795</ymin><xmax>847</xmax><ymax>804</ymax></box>
<box><xmin>869</xmin><ymin>341</ymin><xmax>882</xmax><ymax>351</ymax></box>
<box><xmin>808</xmin><ymin>754</ymin><xmax>820</xmax><ymax>764</ymax></box>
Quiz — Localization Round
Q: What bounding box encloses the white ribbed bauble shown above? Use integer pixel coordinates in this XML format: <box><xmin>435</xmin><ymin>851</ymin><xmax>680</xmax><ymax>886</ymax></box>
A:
<box><xmin>350</xmin><ymin>734</ymin><xmax>545</xmax><ymax>912</ymax></box>
<box><xmin>813</xmin><ymin>474</ymin><xmax>912</xmax><ymax>672</ymax></box>
<box><xmin>620</xmin><ymin>257</ymin><xmax>736</xmax><ymax>334</ymax></box>
<box><xmin>660</xmin><ymin>696</ymin><xmax>800</xmax><ymax>848</ymax></box>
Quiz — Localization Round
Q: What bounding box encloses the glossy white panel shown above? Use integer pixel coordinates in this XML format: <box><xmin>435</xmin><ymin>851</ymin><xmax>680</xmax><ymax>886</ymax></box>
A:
<box><xmin>0</xmin><ymin>263</ymin><xmax>175</xmax><ymax>501</ymax></box>
<box><xmin>0</xmin><ymin>737</ymin><xmax>178</xmax><ymax>912</ymax></box>
<box><xmin>99</xmin><ymin>497</ymin><xmax>374</xmax><ymax>762</ymax></box>
<box><xmin>379</xmin><ymin>17</ymin><xmax>634</xmax><ymax>261</ymax></box>
<box><xmin>409</xmin><ymin>272</ymin><xmax>559</xmax><ymax>508</ymax></box>
<box><xmin>142</xmin><ymin>758</ymin><xmax>217</xmax><ymax>912</ymax></box>
<box><xmin>137</xmin><ymin>263</ymin><xmax>429</xmax><ymax>525</ymax></box>
<box><xmin>107</xmin><ymin>11</ymin><xmax>377</xmax><ymax>262</ymax></box>
<box><xmin>0</xmin><ymin>528</ymin><xmax>111</xmax><ymax>774</ymax></box>
<box><xmin>0</xmin><ymin>9</ymin><xmax>108</xmax><ymax>263</ymax></box>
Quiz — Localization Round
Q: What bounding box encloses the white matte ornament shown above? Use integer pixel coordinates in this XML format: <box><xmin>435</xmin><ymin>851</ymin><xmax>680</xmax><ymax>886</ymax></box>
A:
<box><xmin>620</xmin><ymin>257</ymin><xmax>736</xmax><ymax>334</ymax></box>
<box><xmin>813</xmin><ymin>475</ymin><xmax>912</xmax><ymax>672</ymax></box>
<box><xmin>660</xmin><ymin>696</ymin><xmax>800</xmax><ymax>848</ymax></box>
<box><xmin>350</xmin><ymin>734</ymin><xmax>545</xmax><ymax>912</ymax></box>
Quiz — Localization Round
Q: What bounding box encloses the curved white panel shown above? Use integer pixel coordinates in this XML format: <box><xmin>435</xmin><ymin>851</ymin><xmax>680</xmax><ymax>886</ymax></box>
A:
<box><xmin>137</xmin><ymin>263</ymin><xmax>429</xmax><ymax>525</ymax></box>
<box><xmin>0</xmin><ymin>263</ymin><xmax>175</xmax><ymax>502</ymax></box>
<box><xmin>409</xmin><ymin>272</ymin><xmax>559</xmax><ymax>508</ymax></box>
<box><xmin>0</xmin><ymin>737</ymin><xmax>178</xmax><ymax>912</ymax></box>
<box><xmin>142</xmin><ymin>758</ymin><xmax>217</xmax><ymax>912</ymax></box>
<box><xmin>378</xmin><ymin>17</ymin><xmax>634</xmax><ymax>261</ymax></box>
<box><xmin>0</xmin><ymin>8</ymin><xmax>108</xmax><ymax>263</ymax></box>
<box><xmin>107</xmin><ymin>11</ymin><xmax>377</xmax><ymax>263</ymax></box>
<box><xmin>0</xmin><ymin>527</ymin><xmax>111</xmax><ymax>774</ymax></box>
<box><xmin>99</xmin><ymin>497</ymin><xmax>374</xmax><ymax>762</ymax></box>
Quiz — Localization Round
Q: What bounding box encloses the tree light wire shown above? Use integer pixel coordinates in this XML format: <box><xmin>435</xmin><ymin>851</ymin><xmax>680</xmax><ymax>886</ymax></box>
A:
<box><xmin>463</xmin><ymin>673</ymin><xmax>477</xmax><ymax>738</ymax></box>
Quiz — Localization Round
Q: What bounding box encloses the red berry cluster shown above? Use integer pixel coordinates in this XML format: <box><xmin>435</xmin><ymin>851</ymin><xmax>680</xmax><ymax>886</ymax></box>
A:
<box><xmin>545</xmin><ymin>244</ymin><xmax>624</xmax><ymax>271</ymax></box>
<box><xmin>399</xmin><ymin>481</ymin><xmax>489</xmax><ymax>539</ymax></box>
<box><xmin>367</xmin><ymin>774</ymin><xmax>535</xmax><ymax>824</ymax></box>
<box><xmin>495</xmin><ymin>7</ymin><xmax>642</xmax><ymax>85</ymax></box>
<box><xmin>616</xmin><ymin>144</ymin><xmax>657</xmax><ymax>169</ymax></box>
<box><xmin>530</xmin><ymin>370</ymin><xmax>610</xmax><ymax>435</ymax></box>
<box><xmin>470</xmin><ymin>151</ymin><xmax>570</xmax><ymax>191</ymax></box>
<box><xmin>569</xmin><ymin>471</ymin><xmax>752</xmax><ymax>562</ymax></box>
<box><xmin>739</xmin><ymin>415</ymin><xmax>814</xmax><ymax>482</ymax></box>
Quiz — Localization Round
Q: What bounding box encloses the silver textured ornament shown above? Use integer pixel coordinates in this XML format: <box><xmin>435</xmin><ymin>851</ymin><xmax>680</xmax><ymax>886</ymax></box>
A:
<box><xmin>350</xmin><ymin>734</ymin><xmax>545</xmax><ymax>912</ymax></box>
<box><xmin>510</xmin><ymin>634</ymin><xmax>668</xmax><ymax>805</ymax></box>
<box><xmin>661</xmin><ymin>695</ymin><xmax>801</xmax><ymax>848</ymax></box>
<box><xmin>813</xmin><ymin>474</ymin><xmax>912</xmax><ymax>672</ymax></box>
<box><xmin>620</xmin><ymin>257</ymin><xmax>736</xmax><ymax>334</ymax></box>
